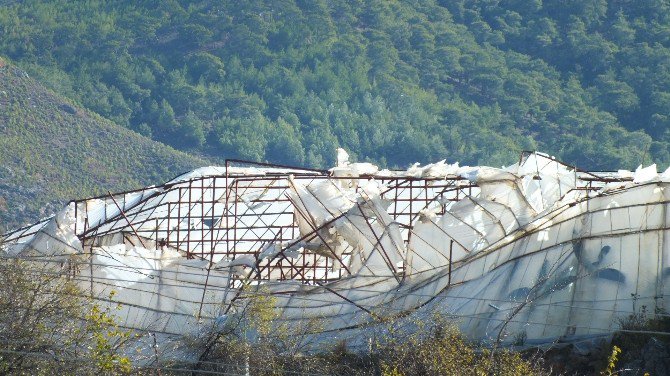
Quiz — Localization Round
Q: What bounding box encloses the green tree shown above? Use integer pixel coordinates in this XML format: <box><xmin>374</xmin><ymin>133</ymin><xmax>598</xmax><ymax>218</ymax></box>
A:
<box><xmin>594</xmin><ymin>70</ymin><xmax>640</xmax><ymax>116</ymax></box>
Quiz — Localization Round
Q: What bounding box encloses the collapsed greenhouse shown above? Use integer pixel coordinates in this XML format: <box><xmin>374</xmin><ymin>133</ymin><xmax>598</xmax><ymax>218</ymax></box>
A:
<box><xmin>3</xmin><ymin>150</ymin><xmax>670</xmax><ymax>360</ymax></box>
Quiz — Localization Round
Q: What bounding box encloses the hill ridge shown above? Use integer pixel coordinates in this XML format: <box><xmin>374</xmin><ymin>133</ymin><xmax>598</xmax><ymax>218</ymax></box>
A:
<box><xmin>0</xmin><ymin>59</ymin><xmax>204</xmax><ymax>229</ymax></box>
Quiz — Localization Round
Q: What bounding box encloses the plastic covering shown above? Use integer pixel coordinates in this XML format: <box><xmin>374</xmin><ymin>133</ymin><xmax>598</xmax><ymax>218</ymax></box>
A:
<box><xmin>2</xmin><ymin>150</ymin><xmax>670</xmax><ymax>359</ymax></box>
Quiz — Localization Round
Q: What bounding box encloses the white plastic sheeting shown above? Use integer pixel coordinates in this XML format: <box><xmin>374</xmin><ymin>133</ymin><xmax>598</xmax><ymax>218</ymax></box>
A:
<box><xmin>2</xmin><ymin>151</ymin><xmax>670</xmax><ymax>358</ymax></box>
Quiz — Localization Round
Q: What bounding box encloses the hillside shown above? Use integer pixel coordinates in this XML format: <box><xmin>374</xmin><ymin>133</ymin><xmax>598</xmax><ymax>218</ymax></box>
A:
<box><xmin>0</xmin><ymin>58</ymin><xmax>204</xmax><ymax>229</ymax></box>
<box><xmin>0</xmin><ymin>0</ymin><xmax>666</xmax><ymax>170</ymax></box>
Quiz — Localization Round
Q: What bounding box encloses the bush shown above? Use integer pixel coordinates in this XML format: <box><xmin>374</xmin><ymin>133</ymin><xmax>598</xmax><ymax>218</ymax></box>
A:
<box><xmin>372</xmin><ymin>314</ymin><xmax>549</xmax><ymax>376</ymax></box>
<box><xmin>196</xmin><ymin>294</ymin><xmax>550</xmax><ymax>375</ymax></box>
<box><xmin>0</xmin><ymin>256</ymin><xmax>132</xmax><ymax>375</ymax></box>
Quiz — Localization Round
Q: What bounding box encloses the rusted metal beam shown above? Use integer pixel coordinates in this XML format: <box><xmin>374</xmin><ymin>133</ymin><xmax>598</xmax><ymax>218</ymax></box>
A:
<box><xmin>107</xmin><ymin>191</ymin><xmax>147</xmax><ymax>249</ymax></box>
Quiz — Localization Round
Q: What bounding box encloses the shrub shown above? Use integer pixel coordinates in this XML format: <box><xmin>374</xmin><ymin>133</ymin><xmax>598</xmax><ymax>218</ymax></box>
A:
<box><xmin>197</xmin><ymin>296</ymin><xmax>551</xmax><ymax>375</ymax></box>
<box><xmin>0</xmin><ymin>256</ymin><xmax>132</xmax><ymax>375</ymax></box>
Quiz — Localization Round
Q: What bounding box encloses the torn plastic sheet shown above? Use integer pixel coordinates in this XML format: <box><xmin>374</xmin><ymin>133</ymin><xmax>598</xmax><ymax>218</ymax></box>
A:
<box><xmin>2</xmin><ymin>151</ymin><xmax>669</xmax><ymax>361</ymax></box>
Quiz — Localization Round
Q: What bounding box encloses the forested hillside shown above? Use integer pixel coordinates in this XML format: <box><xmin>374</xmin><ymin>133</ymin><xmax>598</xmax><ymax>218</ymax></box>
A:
<box><xmin>0</xmin><ymin>59</ymin><xmax>203</xmax><ymax>229</ymax></box>
<box><xmin>0</xmin><ymin>0</ymin><xmax>668</xmax><ymax>170</ymax></box>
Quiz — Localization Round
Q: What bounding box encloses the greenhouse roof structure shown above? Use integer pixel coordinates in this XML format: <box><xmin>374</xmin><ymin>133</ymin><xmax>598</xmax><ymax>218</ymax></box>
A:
<box><xmin>3</xmin><ymin>150</ymin><xmax>670</xmax><ymax>360</ymax></box>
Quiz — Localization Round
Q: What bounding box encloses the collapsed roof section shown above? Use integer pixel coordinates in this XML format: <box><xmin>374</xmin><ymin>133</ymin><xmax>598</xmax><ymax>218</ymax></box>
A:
<box><xmin>3</xmin><ymin>150</ymin><xmax>670</xmax><ymax>355</ymax></box>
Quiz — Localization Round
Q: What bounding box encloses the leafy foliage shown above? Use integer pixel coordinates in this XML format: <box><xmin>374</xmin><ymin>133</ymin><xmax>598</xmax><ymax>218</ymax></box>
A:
<box><xmin>198</xmin><ymin>302</ymin><xmax>550</xmax><ymax>375</ymax></box>
<box><xmin>85</xmin><ymin>293</ymin><xmax>133</xmax><ymax>374</ymax></box>
<box><xmin>0</xmin><ymin>258</ymin><xmax>133</xmax><ymax>375</ymax></box>
<box><xmin>600</xmin><ymin>345</ymin><xmax>621</xmax><ymax>376</ymax></box>
<box><xmin>0</xmin><ymin>0</ymin><xmax>667</xmax><ymax>173</ymax></box>
<box><xmin>373</xmin><ymin>314</ymin><xmax>548</xmax><ymax>376</ymax></box>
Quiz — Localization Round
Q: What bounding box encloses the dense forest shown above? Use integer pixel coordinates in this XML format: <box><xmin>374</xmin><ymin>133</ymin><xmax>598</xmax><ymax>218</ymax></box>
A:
<box><xmin>0</xmin><ymin>0</ymin><xmax>669</xmax><ymax>170</ymax></box>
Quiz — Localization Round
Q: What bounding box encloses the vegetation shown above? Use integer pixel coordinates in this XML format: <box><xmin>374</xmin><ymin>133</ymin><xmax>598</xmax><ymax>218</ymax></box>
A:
<box><xmin>600</xmin><ymin>345</ymin><xmax>622</xmax><ymax>376</ymax></box>
<box><xmin>370</xmin><ymin>315</ymin><xmax>549</xmax><ymax>376</ymax></box>
<box><xmin>610</xmin><ymin>301</ymin><xmax>670</xmax><ymax>375</ymax></box>
<box><xmin>0</xmin><ymin>61</ymin><xmax>203</xmax><ymax>229</ymax></box>
<box><xmin>0</xmin><ymin>257</ymin><xmax>133</xmax><ymax>375</ymax></box>
<box><xmin>0</xmin><ymin>0</ymin><xmax>667</xmax><ymax>173</ymax></box>
<box><xmin>195</xmin><ymin>292</ymin><xmax>550</xmax><ymax>375</ymax></box>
